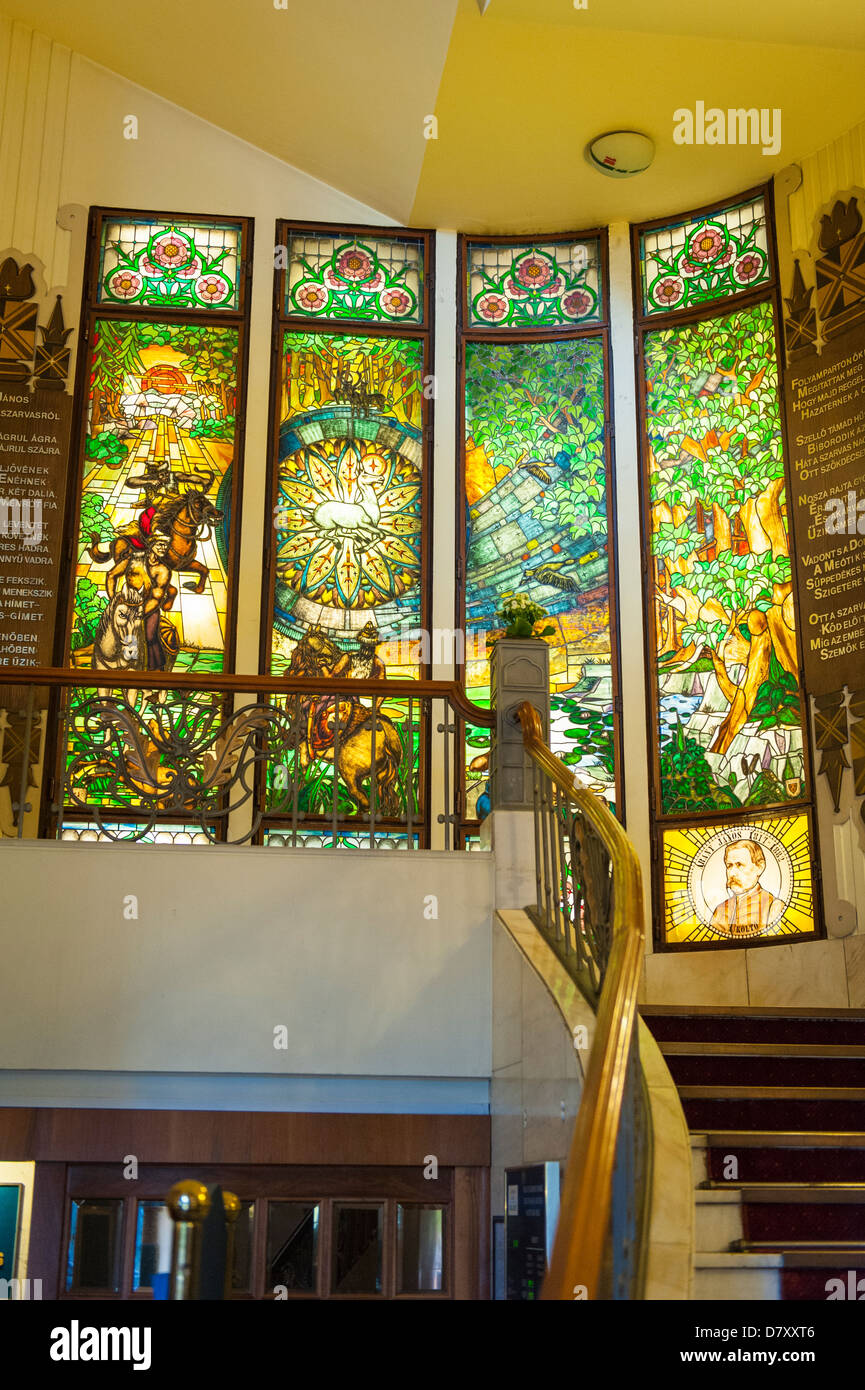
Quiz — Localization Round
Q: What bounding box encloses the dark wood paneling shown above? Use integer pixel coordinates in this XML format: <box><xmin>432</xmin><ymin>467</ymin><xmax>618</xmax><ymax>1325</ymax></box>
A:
<box><xmin>1</xmin><ymin>1109</ymin><xmax>490</xmax><ymax>1167</ymax></box>
<box><xmin>0</xmin><ymin>1108</ymin><xmax>35</xmax><ymax>1159</ymax></box>
<box><xmin>66</xmin><ymin>1164</ymin><xmax>455</xmax><ymax>1203</ymax></box>
<box><xmin>453</xmin><ymin>1165</ymin><xmax>490</xmax><ymax>1300</ymax></box>
<box><xmin>27</xmin><ymin>1162</ymin><xmax>65</xmax><ymax>1300</ymax></box>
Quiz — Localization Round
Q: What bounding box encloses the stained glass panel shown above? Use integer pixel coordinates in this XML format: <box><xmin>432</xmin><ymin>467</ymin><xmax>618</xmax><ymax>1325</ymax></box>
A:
<box><xmin>267</xmin><ymin>329</ymin><xmax>426</xmax><ymax>826</ymax></box>
<box><xmin>71</xmin><ymin>318</ymin><xmax>237</xmax><ymax>673</ymax></box>
<box><xmin>463</xmin><ymin>338</ymin><xmax>614</xmax><ymax>815</ymax></box>
<box><xmin>285</xmin><ymin>233</ymin><xmax>424</xmax><ymax>324</ymax></box>
<box><xmin>640</xmin><ymin>197</ymin><xmax>770</xmax><ymax>316</ymax></box>
<box><xmin>662</xmin><ymin>813</ymin><xmax>816</xmax><ymax>946</ymax></box>
<box><xmin>644</xmin><ymin>300</ymin><xmax>808</xmax><ymax>816</ymax></box>
<box><xmin>271</xmin><ymin>331</ymin><xmax>423</xmax><ymax>677</ymax></box>
<box><xmin>264</xmin><ymin>830</ymin><xmax>416</xmax><ymax>849</ymax></box>
<box><xmin>467</xmin><ymin>238</ymin><xmax>601</xmax><ymax>329</ymax></box>
<box><xmin>99</xmin><ymin>219</ymin><xmax>241</xmax><ymax>310</ymax></box>
<box><xmin>60</xmin><ymin>821</ymin><xmax>215</xmax><ymax>843</ymax></box>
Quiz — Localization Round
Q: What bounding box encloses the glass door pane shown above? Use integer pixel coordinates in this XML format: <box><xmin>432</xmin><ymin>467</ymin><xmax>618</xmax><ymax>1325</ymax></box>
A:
<box><xmin>331</xmin><ymin>1205</ymin><xmax>383</xmax><ymax>1295</ymax></box>
<box><xmin>397</xmin><ymin>1204</ymin><xmax>445</xmax><ymax>1293</ymax></box>
<box><xmin>66</xmin><ymin>1199</ymin><xmax>123</xmax><ymax>1293</ymax></box>
<box><xmin>133</xmin><ymin>1201</ymin><xmax>173</xmax><ymax>1291</ymax></box>
<box><xmin>267</xmin><ymin>1202</ymin><xmax>319</xmax><ymax>1293</ymax></box>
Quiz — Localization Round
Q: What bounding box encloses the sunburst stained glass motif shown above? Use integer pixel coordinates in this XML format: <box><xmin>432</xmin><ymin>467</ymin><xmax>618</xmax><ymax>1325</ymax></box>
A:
<box><xmin>467</xmin><ymin>238</ymin><xmax>601</xmax><ymax>328</ymax></box>
<box><xmin>644</xmin><ymin>300</ymin><xmax>807</xmax><ymax>816</ymax></box>
<box><xmin>267</xmin><ymin>331</ymin><xmax>425</xmax><ymax>828</ymax></box>
<box><xmin>662</xmin><ymin>812</ymin><xmax>815</xmax><ymax>946</ymax></box>
<box><xmin>463</xmin><ymin>337</ymin><xmax>614</xmax><ymax>815</ymax></box>
<box><xmin>99</xmin><ymin>220</ymin><xmax>241</xmax><ymax>310</ymax></box>
<box><xmin>285</xmin><ymin>234</ymin><xmax>424</xmax><ymax>324</ymax></box>
<box><xmin>272</xmin><ymin>331</ymin><xmax>423</xmax><ymax>660</ymax></box>
<box><xmin>640</xmin><ymin>197</ymin><xmax>771</xmax><ymax>316</ymax></box>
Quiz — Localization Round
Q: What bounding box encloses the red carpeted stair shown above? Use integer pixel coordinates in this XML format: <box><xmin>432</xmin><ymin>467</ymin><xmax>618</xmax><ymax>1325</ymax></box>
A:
<box><xmin>642</xmin><ymin>1007</ymin><xmax>865</xmax><ymax>1301</ymax></box>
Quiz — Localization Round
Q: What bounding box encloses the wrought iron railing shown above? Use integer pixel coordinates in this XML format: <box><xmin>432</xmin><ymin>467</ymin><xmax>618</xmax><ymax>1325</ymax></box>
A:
<box><xmin>0</xmin><ymin>667</ymin><xmax>493</xmax><ymax>848</ymax></box>
<box><xmin>517</xmin><ymin>701</ymin><xmax>650</xmax><ymax>1301</ymax></box>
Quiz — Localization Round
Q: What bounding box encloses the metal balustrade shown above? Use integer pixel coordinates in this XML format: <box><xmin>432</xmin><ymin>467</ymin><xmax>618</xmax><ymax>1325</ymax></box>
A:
<box><xmin>518</xmin><ymin>701</ymin><xmax>651</xmax><ymax>1301</ymax></box>
<box><xmin>0</xmin><ymin>667</ymin><xmax>494</xmax><ymax>849</ymax></box>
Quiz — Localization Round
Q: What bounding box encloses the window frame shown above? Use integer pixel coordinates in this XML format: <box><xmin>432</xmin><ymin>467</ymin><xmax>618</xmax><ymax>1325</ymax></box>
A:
<box><xmin>59</xmin><ymin>1163</ymin><xmax>454</xmax><ymax>1301</ymax></box>
<box><xmin>45</xmin><ymin>205</ymin><xmax>254</xmax><ymax>841</ymax></box>
<box><xmin>455</xmin><ymin>227</ymin><xmax>624</xmax><ymax>842</ymax></box>
<box><xmin>630</xmin><ymin>183</ymin><xmax>823</xmax><ymax>952</ymax></box>
<box><xmin>258</xmin><ymin>220</ymin><xmax>436</xmax><ymax>847</ymax></box>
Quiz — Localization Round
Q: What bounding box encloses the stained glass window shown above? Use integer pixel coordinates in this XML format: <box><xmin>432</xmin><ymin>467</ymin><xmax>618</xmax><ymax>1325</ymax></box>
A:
<box><xmin>636</xmin><ymin>190</ymin><xmax>817</xmax><ymax>950</ymax></box>
<box><xmin>99</xmin><ymin>218</ymin><xmax>241</xmax><ymax>311</ymax></box>
<box><xmin>264</xmin><ymin>223</ymin><xmax>432</xmax><ymax>844</ymax></box>
<box><xmin>462</xmin><ymin>331</ymin><xmax>616</xmax><ymax>818</ymax></box>
<box><xmin>662</xmin><ymin>813</ymin><xmax>816</xmax><ymax>946</ymax></box>
<box><xmin>272</xmin><ymin>331</ymin><xmax>423</xmax><ymax>672</ymax></box>
<box><xmin>55</xmin><ymin>208</ymin><xmax>249</xmax><ymax>838</ymax></box>
<box><xmin>644</xmin><ymin>299</ymin><xmax>808</xmax><ymax>817</ymax></box>
<box><xmin>71</xmin><ymin>319</ymin><xmax>237</xmax><ymax>674</ymax></box>
<box><xmin>639</xmin><ymin>196</ymin><xmax>770</xmax><ymax>316</ymax></box>
<box><xmin>467</xmin><ymin>237</ymin><xmax>601</xmax><ymax>329</ymax></box>
<box><xmin>285</xmin><ymin>231</ymin><xmax>424</xmax><ymax>324</ymax></box>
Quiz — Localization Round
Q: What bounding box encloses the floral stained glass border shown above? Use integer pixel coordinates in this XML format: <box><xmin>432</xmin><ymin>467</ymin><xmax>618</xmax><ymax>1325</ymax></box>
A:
<box><xmin>285</xmin><ymin>233</ymin><xmax>424</xmax><ymax>324</ymax></box>
<box><xmin>467</xmin><ymin>238</ymin><xmax>602</xmax><ymax>328</ymax></box>
<box><xmin>98</xmin><ymin>219</ymin><xmax>242</xmax><ymax>310</ymax></box>
<box><xmin>639</xmin><ymin>197</ymin><xmax>771</xmax><ymax>316</ymax></box>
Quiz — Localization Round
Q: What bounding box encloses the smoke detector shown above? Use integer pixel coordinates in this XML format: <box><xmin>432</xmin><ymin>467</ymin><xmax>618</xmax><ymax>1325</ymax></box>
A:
<box><xmin>587</xmin><ymin>130</ymin><xmax>654</xmax><ymax>178</ymax></box>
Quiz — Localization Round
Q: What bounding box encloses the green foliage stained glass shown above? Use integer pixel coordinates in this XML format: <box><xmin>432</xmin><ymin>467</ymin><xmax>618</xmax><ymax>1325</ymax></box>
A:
<box><xmin>463</xmin><ymin>337</ymin><xmax>615</xmax><ymax>809</ymax></box>
<box><xmin>643</xmin><ymin>299</ymin><xmax>807</xmax><ymax>814</ymax></box>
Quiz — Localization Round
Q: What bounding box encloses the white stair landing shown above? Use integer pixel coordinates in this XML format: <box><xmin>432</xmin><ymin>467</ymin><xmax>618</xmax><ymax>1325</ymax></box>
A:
<box><xmin>693</xmin><ymin>1253</ymin><xmax>783</xmax><ymax>1301</ymax></box>
<box><xmin>695</xmin><ymin>1187</ymin><xmax>743</xmax><ymax>1253</ymax></box>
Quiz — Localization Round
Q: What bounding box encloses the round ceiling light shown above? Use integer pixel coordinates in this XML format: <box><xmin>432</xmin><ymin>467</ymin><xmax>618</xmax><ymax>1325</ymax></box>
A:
<box><xmin>586</xmin><ymin>130</ymin><xmax>655</xmax><ymax>178</ymax></box>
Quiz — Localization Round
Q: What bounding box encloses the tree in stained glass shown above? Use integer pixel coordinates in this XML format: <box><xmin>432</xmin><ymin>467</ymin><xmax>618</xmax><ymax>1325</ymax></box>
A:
<box><xmin>467</xmin><ymin>239</ymin><xmax>601</xmax><ymax>328</ymax></box>
<box><xmin>99</xmin><ymin>220</ymin><xmax>241</xmax><ymax>310</ymax></box>
<box><xmin>285</xmin><ymin>234</ymin><xmax>424</xmax><ymax>324</ymax></box>
<box><xmin>644</xmin><ymin>299</ymin><xmax>808</xmax><ymax>816</ymax></box>
<box><xmin>640</xmin><ymin>198</ymin><xmax>771</xmax><ymax>315</ymax></box>
<box><xmin>463</xmin><ymin>338</ymin><xmax>614</xmax><ymax>814</ymax></box>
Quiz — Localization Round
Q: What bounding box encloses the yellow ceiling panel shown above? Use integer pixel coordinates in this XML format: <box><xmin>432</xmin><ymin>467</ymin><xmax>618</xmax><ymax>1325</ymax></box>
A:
<box><xmin>410</xmin><ymin>0</ymin><xmax>865</xmax><ymax>230</ymax></box>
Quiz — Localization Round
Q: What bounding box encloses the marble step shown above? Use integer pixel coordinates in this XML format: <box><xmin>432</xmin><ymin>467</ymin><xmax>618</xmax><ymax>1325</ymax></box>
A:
<box><xmin>694</xmin><ymin>1186</ymin><xmax>743</xmax><ymax>1253</ymax></box>
<box><xmin>693</xmin><ymin>1252</ymin><xmax>783</xmax><ymax>1301</ymax></box>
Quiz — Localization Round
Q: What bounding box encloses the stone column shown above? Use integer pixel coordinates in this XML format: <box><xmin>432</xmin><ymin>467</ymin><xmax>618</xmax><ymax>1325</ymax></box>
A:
<box><xmin>490</xmin><ymin>638</ymin><xmax>550</xmax><ymax>810</ymax></box>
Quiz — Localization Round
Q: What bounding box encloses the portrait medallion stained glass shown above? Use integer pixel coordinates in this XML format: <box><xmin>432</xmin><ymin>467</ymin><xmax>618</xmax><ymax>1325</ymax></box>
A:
<box><xmin>662</xmin><ymin>813</ymin><xmax>816</xmax><ymax>947</ymax></box>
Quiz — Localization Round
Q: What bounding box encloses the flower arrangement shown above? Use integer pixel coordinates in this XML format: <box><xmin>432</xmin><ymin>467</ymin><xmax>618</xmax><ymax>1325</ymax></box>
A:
<box><xmin>492</xmin><ymin>593</ymin><xmax>556</xmax><ymax>641</ymax></box>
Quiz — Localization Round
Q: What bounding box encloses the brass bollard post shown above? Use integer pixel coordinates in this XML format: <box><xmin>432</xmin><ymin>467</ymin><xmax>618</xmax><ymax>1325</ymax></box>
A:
<box><xmin>166</xmin><ymin>1181</ymin><xmax>211</xmax><ymax>1300</ymax></box>
<box><xmin>222</xmin><ymin>1191</ymin><xmax>241</xmax><ymax>1299</ymax></box>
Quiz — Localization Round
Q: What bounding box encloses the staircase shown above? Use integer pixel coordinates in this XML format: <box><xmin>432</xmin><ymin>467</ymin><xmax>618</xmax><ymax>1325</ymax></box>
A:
<box><xmin>641</xmin><ymin>1007</ymin><xmax>865</xmax><ymax>1301</ymax></box>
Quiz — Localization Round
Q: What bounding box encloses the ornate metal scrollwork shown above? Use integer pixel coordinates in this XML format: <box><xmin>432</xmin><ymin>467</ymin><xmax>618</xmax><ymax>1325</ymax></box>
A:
<box><xmin>64</xmin><ymin>690</ymin><xmax>297</xmax><ymax>843</ymax></box>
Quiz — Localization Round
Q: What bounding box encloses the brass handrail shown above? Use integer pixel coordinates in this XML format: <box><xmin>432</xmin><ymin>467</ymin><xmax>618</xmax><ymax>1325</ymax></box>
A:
<box><xmin>517</xmin><ymin>701</ymin><xmax>645</xmax><ymax>1301</ymax></box>
<box><xmin>0</xmin><ymin>665</ymin><xmax>495</xmax><ymax>728</ymax></box>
